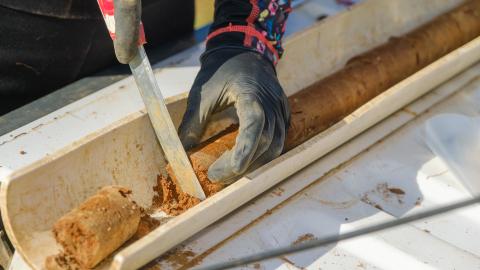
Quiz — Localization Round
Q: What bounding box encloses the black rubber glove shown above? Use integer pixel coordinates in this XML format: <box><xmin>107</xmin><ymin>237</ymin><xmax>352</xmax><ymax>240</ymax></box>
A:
<box><xmin>178</xmin><ymin>48</ymin><xmax>290</xmax><ymax>184</ymax></box>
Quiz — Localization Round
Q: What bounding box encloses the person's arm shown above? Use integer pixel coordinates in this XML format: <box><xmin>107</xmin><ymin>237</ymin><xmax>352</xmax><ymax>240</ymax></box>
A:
<box><xmin>178</xmin><ymin>0</ymin><xmax>292</xmax><ymax>183</ymax></box>
<box><xmin>206</xmin><ymin>0</ymin><xmax>291</xmax><ymax>65</ymax></box>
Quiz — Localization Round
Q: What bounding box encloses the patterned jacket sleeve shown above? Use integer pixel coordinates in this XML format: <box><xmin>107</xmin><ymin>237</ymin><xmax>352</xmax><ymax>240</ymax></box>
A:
<box><xmin>205</xmin><ymin>0</ymin><xmax>292</xmax><ymax>65</ymax></box>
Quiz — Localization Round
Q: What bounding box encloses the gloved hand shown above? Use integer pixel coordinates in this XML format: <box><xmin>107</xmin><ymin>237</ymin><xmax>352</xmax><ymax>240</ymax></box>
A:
<box><xmin>113</xmin><ymin>0</ymin><xmax>141</xmax><ymax>64</ymax></box>
<box><xmin>178</xmin><ymin>48</ymin><xmax>290</xmax><ymax>184</ymax></box>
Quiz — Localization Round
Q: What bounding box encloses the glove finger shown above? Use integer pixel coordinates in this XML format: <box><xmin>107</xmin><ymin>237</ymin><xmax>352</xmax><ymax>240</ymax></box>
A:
<box><xmin>246</xmin><ymin>111</ymin><xmax>275</xmax><ymax>167</ymax></box>
<box><xmin>207</xmin><ymin>149</ymin><xmax>236</xmax><ymax>183</ymax></box>
<box><xmin>178</xmin><ymin>87</ymin><xmax>212</xmax><ymax>150</ymax></box>
<box><xmin>231</xmin><ymin>93</ymin><xmax>266</xmax><ymax>174</ymax></box>
<box><xmin>247</xmin><ymin>120</ymin><xmax>286</xmax><ymax>173</ymax></box>
<box><xmin>208</xmin><ymin>93</ymin><xmax>265</xmax><ymax>181</ymax></box>
<box><xmin>208</xmin><ymin>113</ymin><xmax>275</xmax><ymax>184</ymax></box>
<box><xmin>113</xmin><ymin>0</ymin><xmax>141</xmax><ymax>64</ymax></box>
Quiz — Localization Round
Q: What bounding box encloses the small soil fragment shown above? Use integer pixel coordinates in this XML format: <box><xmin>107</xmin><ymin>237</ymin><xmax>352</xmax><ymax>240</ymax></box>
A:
<box><xmin>293</xmin><ymin>233</ymin><xmax>316</xmax><ymax>245</ymax></box>
<box><xmin>45</xmin><ymin>252</ymin><xmax>82</xmax><ymax>270</ymax></box>
<box><xmin>272</xmin><ymin>187</ymin><xmax>285</xmax><ymax>197</ymax></box>
<box><xmin>361</xmin><ymin>194</ymin><xmax>384</xmax><ymax>211</ymax></box>
<box><xmin>415</xmin><ymin>197</ymin><xmax>422</xmax><ymax>206</ymax></box>
<box><xmin>159</xmin><ymin>248</ymin><xmax>197</xmax><ymax>268</ymax></box>
<box><xmin>388</xmin><ymin>187</ymin><xmax>405</xmax><ymax>195</ymax></box>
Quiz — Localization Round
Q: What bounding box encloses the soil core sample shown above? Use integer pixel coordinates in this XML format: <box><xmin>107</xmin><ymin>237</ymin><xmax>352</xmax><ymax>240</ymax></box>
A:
<box><xmin>47</xmin><ymin>186</ymin><xmax>141</xmax><ymax>269</ymax></box>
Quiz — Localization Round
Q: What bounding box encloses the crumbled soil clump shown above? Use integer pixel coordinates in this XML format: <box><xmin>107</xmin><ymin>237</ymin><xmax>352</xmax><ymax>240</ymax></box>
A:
<box><xmin>151</xmin><ymin>128</ymin><xmax>235</xmax><ymax>215</ymax></box>
<box><xmin>133</xmin><ymin>214</ymin><xmax>161</xmax><ymax>240</ymax></box>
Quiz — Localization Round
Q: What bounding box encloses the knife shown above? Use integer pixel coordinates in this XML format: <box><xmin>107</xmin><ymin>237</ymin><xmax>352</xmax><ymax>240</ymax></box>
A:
<box><xmin>97</xmin><ymin>0</ymin><xmax>206</xmax><ymax>200</ymax></box>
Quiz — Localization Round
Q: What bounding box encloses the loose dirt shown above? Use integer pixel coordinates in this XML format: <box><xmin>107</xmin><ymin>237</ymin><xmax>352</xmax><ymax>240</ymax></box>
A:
<box><xmin>292</xmin><ymin>233</ymin><xmax>316</xmax><ymax>245</ymax></box>
<box><xmin>134</xmin><ymin>214</ymin><xmax>161</xmax><ymax>240</ymax></box>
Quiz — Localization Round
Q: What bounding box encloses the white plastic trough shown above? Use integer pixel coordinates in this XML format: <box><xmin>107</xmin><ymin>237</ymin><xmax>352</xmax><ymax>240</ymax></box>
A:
<box><xmin>1</xmin><ymin>0</ymin><xmax>479</xmax><ymax>269</ymax></box>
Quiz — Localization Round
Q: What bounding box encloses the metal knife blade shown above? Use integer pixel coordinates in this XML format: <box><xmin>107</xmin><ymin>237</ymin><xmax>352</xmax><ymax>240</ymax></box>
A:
<box><xmin>129</xmin><ymin>46</ymin><xmax>206</xmax><ymax>200</ymax></box>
